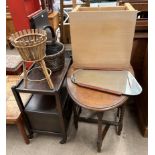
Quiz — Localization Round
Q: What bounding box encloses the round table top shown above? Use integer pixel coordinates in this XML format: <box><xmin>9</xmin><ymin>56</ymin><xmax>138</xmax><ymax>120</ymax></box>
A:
<box><xmin>66</xmin><ymin>66</ymin><xmax>129</xmax><ymax>111</ymax></box>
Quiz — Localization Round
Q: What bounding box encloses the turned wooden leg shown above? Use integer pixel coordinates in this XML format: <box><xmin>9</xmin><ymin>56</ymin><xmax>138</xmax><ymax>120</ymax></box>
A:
<box><xmin>97</xmin><ymin>112</ymin><xmax>110</xmax><ymax>152</ymax></box>
<box><xmin>116</xmin><ymin>105</ymin><xmax>125</xmax><ymax>135</ymax></box>
<box><xmin>73</xmin><ymin>104</ymin><xmax>81</xmax><ymax>130</ymax></box>
<box><xmin>97</xmin><ymin>112</ymin><xmax>104</xmax><ymax>152</ymax></box>
<box><xmin>60</xmin><ymin>134</ymin><xmax>67</xmax><ymax>144</ymax></box>
<box><xmin>16</xmin><ymin>116</ymin><xmax>30</xmax><ymax>144</ymax></box>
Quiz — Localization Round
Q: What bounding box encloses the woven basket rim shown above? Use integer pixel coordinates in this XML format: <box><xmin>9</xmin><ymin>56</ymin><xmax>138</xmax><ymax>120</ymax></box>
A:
<box><xmin>45</xmin><ymin>42</ymin><xmax>65</xmax><ymax>58</ymax></box>
<box><xmin>13</xmin><ymin>38</ymin><xmax>47</xmax><ymax>49</ymax></box>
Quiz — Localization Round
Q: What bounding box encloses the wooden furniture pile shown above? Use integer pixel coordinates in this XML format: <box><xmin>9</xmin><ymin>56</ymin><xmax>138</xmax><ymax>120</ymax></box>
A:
<box><xmin>6</xmin><ymin>2</ymin><xmax>147</xmax><ymax>152</ymax></box>
<box><xmin>67</xmin><ymin>3</ymin><xmax>138</xmax><ymax>152</ymax></box>
<box><xmin>117</xmin><ymin>0</ymin><xmax>148</xmax><ymax>137</ymax></box>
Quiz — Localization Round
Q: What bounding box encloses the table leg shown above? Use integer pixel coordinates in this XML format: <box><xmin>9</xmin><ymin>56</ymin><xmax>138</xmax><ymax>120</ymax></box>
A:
<box><xmin>55</xmin><ymin>93</ymin><xmax>67</xmax><ymax>144</ymax></box>
<box><xmin>97</xmin><ymin>112</ymin><xmax>104</xmax><ymax>152</ymax></box>
<box><xmin>97</xmin><ymin>112</ymin><xmax>110</xmax><ymax>152</ymax></box>
<box><xmin>116</xmin><ymin>105</ymin><xmax>125</xmax><ymax>135</ymax></box>
<box><xmin>16</xmin><ymin>116</ymin><xmax>30</xmax><ymax>144</ymax></box>
<box><xmin>72</xmin><ymin>104</ymin><xmax>81</xmax><ymax>130</ymax></box>
<box><xmin>12</xmin><ymin>86</ymin><xmax>33</xmax><ymax>137</ymax></box>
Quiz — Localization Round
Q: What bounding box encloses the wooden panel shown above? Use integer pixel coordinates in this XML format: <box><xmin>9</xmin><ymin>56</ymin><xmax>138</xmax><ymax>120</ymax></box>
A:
<box><xmin>131</xmin><ymin>3</ymin><xmax>147</xmax><ymax>11</ymax></box>
<box><xmin>63</xmin><ymin>23</ymin><xmax>71</xmax><ymax>44</ymax></box>
<box><xmin>78</xmin><ymin>6</ymin><xmax>126</xmax><ymax>11</ymax></box>
<box><xmin>6</xmin><ymin>14</ymin><xmax>15</xmax><ymax>40</ymax></box>
<box><xmin>48</xmin><ymin>12</ymin><xmax>59</xmax><ymax>31</ymax></box>
<box><xmin>131</xmin><ymin>36</ymin><xmax>148</xmax><ymax>137</ymax></box>
<box><xmin>69</xmin><ymin>3</ymin><xmax>138</xmax><ymax>69</ymax></box>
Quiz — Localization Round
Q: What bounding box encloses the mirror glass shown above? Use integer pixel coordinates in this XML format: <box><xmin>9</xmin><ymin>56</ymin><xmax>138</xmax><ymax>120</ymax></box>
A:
<box><xmin>71</xmin><ymin>69</ymin><xmax>142</xmax><ymax>96</ymax></box>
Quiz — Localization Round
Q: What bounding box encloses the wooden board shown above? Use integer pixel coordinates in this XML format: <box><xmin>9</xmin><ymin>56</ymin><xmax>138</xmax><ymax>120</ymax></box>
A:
<box><xmin>71</xmin><ymin>69</ymin><xmax>142</xmax><ymax>95</ymax></box>
<box><xmin>69</xmin><ymin>3</ymin><xmax>138</xmax><ymax>69</ymax></box>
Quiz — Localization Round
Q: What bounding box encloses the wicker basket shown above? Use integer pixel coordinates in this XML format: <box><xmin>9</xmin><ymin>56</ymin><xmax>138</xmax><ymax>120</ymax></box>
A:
<box><xmin>9</xmin><ymin>29</ymin><xmax>47</xmax><ymax>61</ymax></box>
<box><xmin>9</xmin><ymin>29</ymin><xmax>54</xmax><ymax>89</ymax></box>
<box><xmin>44</xmin><ymin>42</ymin><xmax>65</xmax><ymax>72</ymax></box>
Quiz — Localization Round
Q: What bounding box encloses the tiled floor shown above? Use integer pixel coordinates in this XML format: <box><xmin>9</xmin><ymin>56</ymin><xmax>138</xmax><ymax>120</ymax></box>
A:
<box><xmin>6</xmin><ymin>104</ymin><xmax>147</xmax><ymax>155</ymax></box>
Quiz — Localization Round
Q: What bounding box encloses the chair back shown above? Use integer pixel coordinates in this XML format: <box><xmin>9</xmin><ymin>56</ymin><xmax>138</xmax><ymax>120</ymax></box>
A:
<box><xmin>30</xmin><ymin>10</ymin><xmax>56</xmax><ymax>45</ymax></box>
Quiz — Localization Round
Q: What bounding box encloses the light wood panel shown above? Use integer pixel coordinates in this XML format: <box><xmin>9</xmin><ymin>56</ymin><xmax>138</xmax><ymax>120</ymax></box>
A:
<box><xmin>69</xmin><ymin>3</ymin><xmax>138</xmax><ymax>69</ymax></box>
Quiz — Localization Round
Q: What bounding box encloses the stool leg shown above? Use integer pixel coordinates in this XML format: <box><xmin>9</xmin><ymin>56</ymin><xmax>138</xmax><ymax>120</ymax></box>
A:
<box><xmin>23</xmin><ymin>61</ymin><xmax>27</xmax><ymax>88</ymax></box>
<box><xmin>97</xmin><ymin>112</ymin><xmax>110</xmax><ymax>152</ymax></box>
<box><xmin>116</xmin><ymin>105</ymin><xmax>125</xmax><ymax>135</ymax></box>
<box><xmin>73</xmin><ymin>104</ymin><xmax>78</xmax><ymax>130</ymax></box>
<box><xmin>97</xmin><ymin>112</ymin><xmax>104</xmax><ymax>152</ymax></box>
<box><xmin>39</xmin><ymin>60</ymin><xmax>54</xmax><ymax>89</ymax></box>
<box><xmin>73</xmin><ymin>104</ymin><xmax>82</xmax><ymax>130</ymax></box>
<box><xmin>16</xmin><ymin>116</ymin><xmax>30</xmax><ymax>144</ymax></box>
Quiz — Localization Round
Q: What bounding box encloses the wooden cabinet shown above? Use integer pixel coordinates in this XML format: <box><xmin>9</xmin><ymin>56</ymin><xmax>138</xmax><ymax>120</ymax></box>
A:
<box><xmin>117</xmin><ymin>0</ymin><xmax>148</xmax><ymax>137</ymax></box>
<box><xmin>12</xmin><ymin>58</ymin><xmax>72</xmax><ymax>143</ymax></box>
<box><xmin>131</xmin><ymin>32</ymin><xmax>148</xmax><ymax>137</ymax></box>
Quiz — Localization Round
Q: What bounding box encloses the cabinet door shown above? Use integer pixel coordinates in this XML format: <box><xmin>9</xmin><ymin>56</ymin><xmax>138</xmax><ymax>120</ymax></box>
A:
<box><xmin>131</xmin><ymin>36</ymin><xmax>148</xmax><ymax>137</ymax></box>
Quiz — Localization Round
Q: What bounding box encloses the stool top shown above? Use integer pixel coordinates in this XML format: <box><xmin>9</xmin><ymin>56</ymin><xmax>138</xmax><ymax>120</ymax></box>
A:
<box><xmin>6</xmin><ymin>55</ymin><xmax>22</xmax><ymax>72</ymax></box>
<box><xmin>67</xmin><ymin>66</ymin><xmax>130</xmax><ymax>111</ymax></box>
<box><xmin>6</xmin><ymin>76</ymin><xmax>30</xmax><ymax>122</ymax></box>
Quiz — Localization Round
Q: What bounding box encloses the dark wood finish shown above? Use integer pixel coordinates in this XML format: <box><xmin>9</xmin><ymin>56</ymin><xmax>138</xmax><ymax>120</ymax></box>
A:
<box><xmin>117</xmin><ymin>0</ymin><xmax>148</xmax><ymax>138</ymax></box>
<box><xmin>40</xmin><ymin>0</ymin><xmax>46</xmax><ymax>9</ymax></box>
<box><xmin>16</xmin><ymin>115</ymin><xmax>30</xmax><ymax>144</ymax></box>
<box><xmin>12</xmin><ymin>58</ymin><xmax>72</xmax><ymax>143</ymax></box>
<box><xmin>116</xmin><ymin>105</ymin><xmax>125</xmax><ymax>135</ymax></box>
<box><xmin>133</xmin><ymin>2</ymin><xmax>148</xmax><ymax>137</ymax></box>
<box><xmin>131</xmin><ymin>37</ymin><xmax>148</xmax><ymax>137</ymax></box>
<box><xmin>117</xmin><ymin>0</ymin><xmax>148</xmax><ymax>5</ymax></box>
<box><xmin>97</xmin><ymin>112</ymin><xmax>104</xmax><ymax>153</ymax></box>
<box><xmin>72</xmin><ymin>103</ymin><xmax>126</xmax><ymax>152</ymax></box>
<box><xmin>17</xmin><ymin>59</ymin><xmax>71</xmax><ymax>93</ymax></box>
<box><xmin>117</xmin><ymin>0</ymin><xmax>148</xmax><ymax>31</ymax></box>
<box><xmin>7</xmin><ymin>114</ymin><xmax>30</xmax><ymax>144</ymax></box>
<box><xmin>97</xmin><ymin>112</ymin><xmax>110</xmax><ymax>152</ymax></box>
<box><xmin>11</xmin><ymin>87</ymin><xmax>34</xmax><ymax>138</ymax></box>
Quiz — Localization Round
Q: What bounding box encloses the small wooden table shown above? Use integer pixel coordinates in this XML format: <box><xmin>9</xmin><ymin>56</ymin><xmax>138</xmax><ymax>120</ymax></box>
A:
<box><xmin>11</xmin><ymin>58</ymin><xmax>72</xmax><ymax>144</ymax></box>
<box><xmin>66</xmin><ymin>66</ymin><xmax>132</xmax><ymax>152</ymax></box>
<box><xmin>6</xmin><ymin>76</ymin><xmax>30</xmax><ymax>144</ymax></box>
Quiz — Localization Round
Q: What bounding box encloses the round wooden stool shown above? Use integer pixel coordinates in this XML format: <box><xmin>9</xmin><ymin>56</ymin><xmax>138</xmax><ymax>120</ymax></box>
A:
<box><xmin>67</xmin><ymin>66</ymin><xmax>131</xmax><ymax>152</ymax></box>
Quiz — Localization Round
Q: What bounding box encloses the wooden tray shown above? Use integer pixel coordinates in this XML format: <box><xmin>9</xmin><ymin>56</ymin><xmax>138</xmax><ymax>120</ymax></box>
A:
<box><xmin>71</xmin><ymin>69</ymin><xmax>142</xmax><ymax>95</ymax></box>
